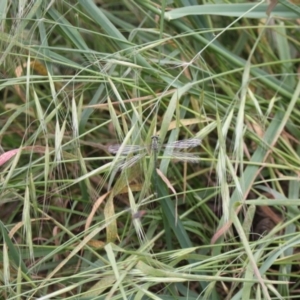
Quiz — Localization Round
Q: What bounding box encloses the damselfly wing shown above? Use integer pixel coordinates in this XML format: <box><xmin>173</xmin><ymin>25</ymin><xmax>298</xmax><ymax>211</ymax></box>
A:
<box><xmin>108</xmin><ymin>136</ymin><xmax>201</xmax><ymax>170</ymax></box>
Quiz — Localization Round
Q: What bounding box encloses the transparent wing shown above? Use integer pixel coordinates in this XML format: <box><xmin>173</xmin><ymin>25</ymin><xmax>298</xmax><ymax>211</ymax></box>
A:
<box><xmin>108</xmin><ymin>144</ymin><xmax>146</xmax><ymax>154</ymax></box>
<box><xmin>119</xmin><ymin>152</ymin><xmax>147</xmax><ymax>170</ymax></box>
<box><xmin>163</xmin><ymin>138</ymin><xmax>201</xmax><ymax>149</ymax></box>
<box><xmin>168</xmin><ymin>151</ymin><xmax>199</xmax><ymax>163</ymax></box>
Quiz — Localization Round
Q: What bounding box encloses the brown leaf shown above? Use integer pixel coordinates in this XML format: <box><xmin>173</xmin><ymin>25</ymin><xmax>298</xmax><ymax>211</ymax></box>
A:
<box><xmin>0</xmin><ymin>149</ymin><xmax>19</xmax><ymax>166</ymax></box>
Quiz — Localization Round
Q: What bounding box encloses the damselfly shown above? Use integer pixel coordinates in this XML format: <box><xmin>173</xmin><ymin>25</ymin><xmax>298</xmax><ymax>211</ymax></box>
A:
<box><xmin>108</xmin><ymin>135</ymin><xmax>201</xmax><ymax>170</ymax></box>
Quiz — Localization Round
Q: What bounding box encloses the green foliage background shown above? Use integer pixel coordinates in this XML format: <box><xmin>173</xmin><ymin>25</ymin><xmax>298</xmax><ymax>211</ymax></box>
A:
<box><xmin>0</xmin><ymin>1</ymin><xmax>300</xmax><ymax>299</ymax></box>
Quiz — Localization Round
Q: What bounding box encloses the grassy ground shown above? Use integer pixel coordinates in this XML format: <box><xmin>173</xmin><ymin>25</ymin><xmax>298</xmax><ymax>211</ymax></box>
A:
<box><xmin>1</xmin><ymin>1</ymin><xmax>300</xmax><ymax>299</ymax></box>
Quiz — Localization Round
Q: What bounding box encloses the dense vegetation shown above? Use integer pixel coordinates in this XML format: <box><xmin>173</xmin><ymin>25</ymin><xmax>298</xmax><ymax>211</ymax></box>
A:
<box><xmin>1</xmin><ymin>1</ymin><xmax>300</xmax><ymax>299</ymax></box>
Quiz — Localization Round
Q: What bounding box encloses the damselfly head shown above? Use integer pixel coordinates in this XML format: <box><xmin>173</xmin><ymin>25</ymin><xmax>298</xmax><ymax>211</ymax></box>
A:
<box><xmin>132</xmin><ymin>210</ymin><xmax>147</xmax><ymax>219</ymax></box>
